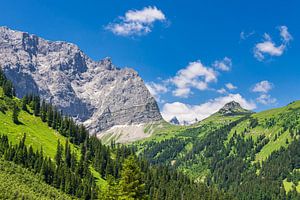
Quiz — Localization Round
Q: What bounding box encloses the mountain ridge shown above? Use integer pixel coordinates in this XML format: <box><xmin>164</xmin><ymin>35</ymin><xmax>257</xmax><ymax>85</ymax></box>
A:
<box><xmin>0</xmin><ymin>26</ymin><xmax>162</xmax><ymax>135</ymax></box>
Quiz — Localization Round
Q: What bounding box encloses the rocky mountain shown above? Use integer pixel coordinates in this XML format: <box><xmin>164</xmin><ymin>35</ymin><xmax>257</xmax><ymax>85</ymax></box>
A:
<box><xmin>217</xmin><ymin>101</ymin><xmax>252</xmax><ymax>116</ymax></box>
<box><xmin>0</xmin><ymin>26</ymin><xmax>162</xmax><ymax>135</ymax></box>
<box><xmin>169</xmin><ymin>116</ymin><xmax>180</xmax><ymax>125</ymax></box>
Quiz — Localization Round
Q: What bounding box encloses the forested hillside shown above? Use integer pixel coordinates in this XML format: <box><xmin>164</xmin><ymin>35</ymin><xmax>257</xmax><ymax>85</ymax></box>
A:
<box><xmin>138</xmin><ymin>102</ymin><xmax>300</xmax><ymax>200</ymax></box>
<box><xmin>1</xmin><ymin>66</ymin><xmax>299</xmax><ymax>199</ymax></box>
<box><xmin>0</xmin><ymin>159</ymin><xmax>75</xmax><ymax>200</ymax></box>
<box><xmin>0</xmin><ymin>68</ymin><xmax>231</xmax><ymax>199</ymax></box>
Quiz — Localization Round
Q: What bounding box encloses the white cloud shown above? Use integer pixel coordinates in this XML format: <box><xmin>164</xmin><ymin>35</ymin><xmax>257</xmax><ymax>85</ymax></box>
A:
<box><xmin>225</xmin><ymin>83</ymin><xmax>237</xmax><ymax>90</ymax></box>
<box><xmin>253</xmin><ymin>26</ymin><xmax>292</xmax><ymax>61</ymax></box>
<box><xmin>161</xmin><ymin>93</ymin><xmax>256</xmax><ymax>124</ymax></box>
<box><xmin>105</xmin><ymin>6</ymin><xmax>166</xmax><ymax>36</ymax></box>
<box><xmin>252</xmin><ymin>80</ymin><xmax>277</xmax><ymax>105</ymax></box>
<box><xmin>146</xmin><ymin>82</ymin><xmax>168</xmax><ymax>103</ymax></box>
<box><xmin>252</xmin><ymin>80</ymin><xmax>273</xmax><ymax>93</ymax></box>
<box><xmin>213</xmin><ymin>57</ymin><xmax>232</xmax><ymax>71</ymax></box>
<box><xmin>172</xmin><ymin>88</ymin><xmax>191</xmax><ymax>98</ymax></box>
<box><xmin>279</xmin><ymin>26</ymin><xmax>293</xmax><ymax>42</ymax></box>
<box><xmin>125</xmin><ymin>7</ymin><xmax>165</xmax><ymax>23</ymax></box>
<box><xmin>256</xmin><ymin>94</ymin><xmax>277</xmax><ymax>105</ymax></box>
<box><xmin>170</xmin><ymin>61</ymin><xmax>217</xmax><ymax>98</ymax></box>
<box><xmin>254</xmin><ymin>40</ymin><xmax>285</xmax><ymax>60</ymax></box>
<box><xmin>240</xmin><ymin>31</ymin><xmax>255</xmax><ymax>40</ymax></box>
<box><xmin>217</xmin><ymin>88</ymin><xmax>227</xmax><ymax>94</ymax></box>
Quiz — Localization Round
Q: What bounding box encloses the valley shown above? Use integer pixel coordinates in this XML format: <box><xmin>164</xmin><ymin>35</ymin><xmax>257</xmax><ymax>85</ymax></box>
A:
<box><xmin>0</xmin><ymin>24</ymin><xmax>299</xmax><ymax>199</ymax></box>
<box><xmin>0</xmin><ymin>68</ymin><xmax>232</xmax><ymax>199</ymax></box>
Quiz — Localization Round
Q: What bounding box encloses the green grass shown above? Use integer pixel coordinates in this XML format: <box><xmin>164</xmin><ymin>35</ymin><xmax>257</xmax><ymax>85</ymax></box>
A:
<box><xmin>256</xmin><ymin>130</ymin><xmax>292</xmax><ymax>161</ymax></box>
<box><xmin>138</xmin><ymin>114</ymin><xmax>242</xmax><ymax>145</ymax></box>
<box><xmin>283</xmin><ymin>179</ymin><xmax>300</xmax><ymax>193</ymax></box>
<box><xmin>90</xmin><ymin>166</ymin><xmax>108</xmax><ymax>191</ymax></box>
<box><xmin>0</xmin><ymin>110</ymin><xmax>75</xmax><ymax>158</ymax></box>
<box><xmin>0</xmin><ymin>159</ymin><xmax>75</xmax><ymax>200</ymax></box>
<box><xmin>0</xmin><ymin>90</ymin><xmax>79</xmax><ymax>158</ymax></box>
<box><xmin>224</xmin><ymin>101</ymin><xmax>300</xmax><ymax>162</ymax></box>
<box><xmin>0</xmin><ymin>91</ymin><xmax>107</xmax><ymax>197</ymax></box>
<box><xmin>135</xmin><ymin>121</ymin><xmax>185</xmax><ymax>145</ymax></box>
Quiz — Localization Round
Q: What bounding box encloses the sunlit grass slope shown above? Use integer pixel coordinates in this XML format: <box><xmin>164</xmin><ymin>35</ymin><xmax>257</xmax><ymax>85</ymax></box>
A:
<box><xmin>0</xmin><ymin>89</ymin><xmax>77</xmax><ymax>159</ymax></box>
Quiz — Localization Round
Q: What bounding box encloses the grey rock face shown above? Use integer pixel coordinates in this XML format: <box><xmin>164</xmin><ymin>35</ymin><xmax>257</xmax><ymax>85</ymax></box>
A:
<box><xmin>0</xmin><ymin>26</ymin><xmax>162</xmax><ymax>134</ymax></box>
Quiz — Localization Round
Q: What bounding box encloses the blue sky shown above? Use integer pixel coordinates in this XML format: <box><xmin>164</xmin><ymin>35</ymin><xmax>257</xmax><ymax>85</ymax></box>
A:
<box><xmin>1</xmin><ymin>0</ymin><xmax>300</xmax><ymax>123</ymax></box>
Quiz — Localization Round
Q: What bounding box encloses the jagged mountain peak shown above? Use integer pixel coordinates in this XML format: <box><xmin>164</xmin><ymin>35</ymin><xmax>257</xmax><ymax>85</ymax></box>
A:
<box><xmin>218</xmin><ymin>101</ymin><xmax>252</xmax><ymax>116</ymax></box>
<box><xmin>0</xmin><ymin>26</ymin><xmax>162</xmax><ymax>135</ymax></box>
<box><xmin>169</xmin><ymin>116</ymin><xmax>180</xmax><ymax>125</ymax></box>
<box><xmin>222</xmin><ymin>101</ymin><xmax>242</xmax><ymax>109</ymax></box>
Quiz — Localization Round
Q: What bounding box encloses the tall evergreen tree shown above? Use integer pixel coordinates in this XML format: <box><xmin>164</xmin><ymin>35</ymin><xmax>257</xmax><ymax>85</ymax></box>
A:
<box><xmin>55</xmin><ymin>140</ymin><xmax>63</xmax><ymax>166</ymax></box>
<box><xmin>12</xmin><ymin>103</ymin><xmax>20</xmax><ymax>124</ymax></box>
<box><xmin>65</xmin><ymin>140</ymin><xmax>71</xmax><ymax>168</ymax></box>
<box><xmin>33</xmin><ymin>95</ymin><xmax>40</xmax><ymax>116</ymax></box>
<box><xmin>40</xmin><ymin>100</ymin><xmax>47</xmax><ymax>122</ymax></box>
<box><xmin>21</xmin><ymin>96</ymin><xmax>28</xmax><ymax>112</ymax></box>
<box><xmin>3</xmin><ymin>80</ymin><xmax>14</xmax><ymax>97</ymax></box>
<box><xmin>118</xmin><ymin>156</ymin><xmax>147</xmax><ymax>200</ymax></box>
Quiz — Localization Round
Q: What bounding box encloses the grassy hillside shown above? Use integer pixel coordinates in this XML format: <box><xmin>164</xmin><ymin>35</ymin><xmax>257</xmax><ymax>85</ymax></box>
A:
<box><xmin>0</xmin><ymin>159</ymin><xmax>75</xmax><ymax>200</ymax></box>
<box><xmin>138</xmin><ymin>101</ymin><xmax>300</xmax><ymax>198</ymax></box>
<box><xmin>0</xmin><ymin>90</ymin><xmax>78</xmax><ymax>158</ymax></box>
<box><xmin>140</xmin><ymin>101</ymin><xmax>300</xmax><ymax>164</ymax></box>
<box><xmin>227</xmin><ymin>101</ymin><xmax>300</xmax><ymax>162</ymax></box>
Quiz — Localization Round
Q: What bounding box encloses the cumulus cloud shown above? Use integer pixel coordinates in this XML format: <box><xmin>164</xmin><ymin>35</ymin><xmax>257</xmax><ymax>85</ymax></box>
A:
<box><xmin>105</xmin><ymin>6</ymin><xmax>166</xmax><ymax>36</ymax></box>
<box><xmin>225</xmin><ymin>83</ymin><xmax>237</xmax><ymax>90</ymax></box>
<box><xmin>148</xmin><ymin>57</ymin><xmax>233</xmax><ymax>99</ymax></box>
<box><xmin>256</xmin><ymin>94</ymin><xmax>277</xmax><ymax>105</ymax></box>
<box><xmin>169</xmin><ymin>61</ymin><xmax>217</xmax><ymax>98</ymax></box>
<box><xmin>146</xmin><ymin>82</ymin><xmax>168</xmax><ymax>103</ymax></box>
<box><xmin>252</xmin><ymin>80</ymin><xmax>277</xmax><ymax>105</ymax></box>
<box><xmin>254</xmin><ymin>26</ymin><xmax>292</xmax><ymax>61</ymax></box>
<box><xmin>252</xmin><ymin>80</ymin><xmax>273</xmax><ymax>93</ymax></box>
<box><xmin>213</xmin><ymin>57</ymin><xmax>232</xmax><ymax>71</ymax></box>
<box><xmin>161</xmin><ymin>93</ymin><xmax>256</xmax><ymax>124</ymax></box>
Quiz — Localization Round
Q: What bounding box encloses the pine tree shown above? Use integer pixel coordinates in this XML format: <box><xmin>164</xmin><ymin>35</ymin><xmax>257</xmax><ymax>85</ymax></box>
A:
<box><xmin>104</xmin><ymin>175</ymin><xmax>121</xmax><ymax>199</ymax></box>
<box><xmin>33</xmin><ymin>95</ymin><xmax>40</xmax><ymax>116</ymax></box>
<box><xmin>65</xmin><ymin>140</ymin><xmax>71</xmax><ymax>168</ymax></box>
<box><xmin>40</xmin><ymin>100</ymin><xmax>47</xmax><ymax>122</ymax></box>
<box><xmin>118</xmin><ymin>155</ymin><xmax>147</xmax><ymax>200</ymax></box>
<box><xmin>12</xmin><ymin>103</ymin><xmax>20</xmax><ymax>124</ymax></box>
<box><xmin>47</xmin><ymin>104</ymin><xmax>53</xmax><ymax>127</ymax></box>
<box><xmin>0</xmin><ymin>68</ymin><xmax>5</xmax><ymax>85</ymax></box>
<box><xmin>3</xmin><ymin>80</ymin><xmax>14</xmax><ymax>97</ymax></box>
<box><xmin>21</xmin><ymin>96</ymin><xmax>28</xmax><ymax>111</ymax></box>
<box><xmin>55</xmin><ymin>140</ymin><xmax>63</xmax><ymax>166</ymax></box>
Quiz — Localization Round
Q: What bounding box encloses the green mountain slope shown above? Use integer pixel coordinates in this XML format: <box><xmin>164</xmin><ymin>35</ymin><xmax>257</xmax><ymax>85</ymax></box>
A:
<box><xmin>0</xmin><ymin>159</ymin><xmax>75</xmax><ymax>200</ymax></box>
<box><xmin>0</xmin><ymin>72</ymin><xmax>229</xmax><ymax>199</ymax></box>
<box><xmin>228</xmin><ymin>100</ymin><xmax>300</xmax><ymax>161</ymax></box>
<box><xmin>0</xmin><ymin>87</ymin><xmax>80</xmax><ymax>159</ymax></box>
<box><xmin>138</xmin><ymin>101</ymin><xmax>300</xmax><ymax>199</ymax></box>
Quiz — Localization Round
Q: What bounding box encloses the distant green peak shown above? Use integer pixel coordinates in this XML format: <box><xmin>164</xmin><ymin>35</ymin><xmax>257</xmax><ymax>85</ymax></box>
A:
<box><xmin>218</xmin><ymin>101</ymin><xmax>251</xmax><ymax>116</ymax></box>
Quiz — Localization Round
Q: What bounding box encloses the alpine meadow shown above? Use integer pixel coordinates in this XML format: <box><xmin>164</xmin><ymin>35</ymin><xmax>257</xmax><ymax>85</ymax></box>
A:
<box><xmin>0</xmin><ymin>1</ymin><xmax>300</xmax><ymax>200</ymax></box>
